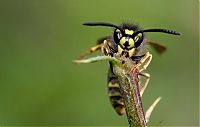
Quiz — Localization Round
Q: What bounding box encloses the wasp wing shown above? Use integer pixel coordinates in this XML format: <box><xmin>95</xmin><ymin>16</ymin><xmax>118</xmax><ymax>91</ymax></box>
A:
<box><xmin>148</xmin><ymin>41</ymin><xmax>167</xmax><ymax>54</ymax></box>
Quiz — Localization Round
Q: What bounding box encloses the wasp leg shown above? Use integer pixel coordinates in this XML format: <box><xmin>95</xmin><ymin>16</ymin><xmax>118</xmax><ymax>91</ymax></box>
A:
<box><xmin>77</xmin><ymin>37</ymin><xmax>110</xmax><ymax>60</ymax></box>
<box><xmin>145</xmin><ymin>97</ymin><xmax>162</xmax><ymax>123</ymax></box>
<box><xmin>129</xmin><ymin>52</ymin><xmax>152</xmax><ymax>74</ymax></box>
<box><xmin>139</xmin><ymin>72</ymin><xmax>150</xmax><ymax>97</ymax></box>
<box><xmin>77</xmin><ymin>43</ymin><xmax>103</xmax><ymax>60</ymax></box>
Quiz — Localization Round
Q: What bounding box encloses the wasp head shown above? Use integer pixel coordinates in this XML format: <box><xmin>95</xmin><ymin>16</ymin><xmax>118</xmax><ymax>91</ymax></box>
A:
<box><xmin>113</xmin><ymin>24</ymin><xmax>144</xmax><ymax>57</ymax></box>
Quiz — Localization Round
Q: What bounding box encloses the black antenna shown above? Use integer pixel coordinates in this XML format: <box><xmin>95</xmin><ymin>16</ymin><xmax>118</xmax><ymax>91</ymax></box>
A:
<box><xmin>83</xmin><ymin>22</ymin><xmax>181</xmax><ymax>36</ymax></box>
<box><xmin>140</xmin><ymin>29</ymin><xmax>181</xmax><ymax>35</ymax></box>
<box><xmin>83</xmin><ymin>22</ymin><xmax>123</xmax><ymax>32</ymax></box>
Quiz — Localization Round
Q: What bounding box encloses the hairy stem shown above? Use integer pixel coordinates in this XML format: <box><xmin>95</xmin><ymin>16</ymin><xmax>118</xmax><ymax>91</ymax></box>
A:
<box><xmin>113</xmin><ymin>64</ymin><xmax>147</xmax><ymax>127</ymax></box>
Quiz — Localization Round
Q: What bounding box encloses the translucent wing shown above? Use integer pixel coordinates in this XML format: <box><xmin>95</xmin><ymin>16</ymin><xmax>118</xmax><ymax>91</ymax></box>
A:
<box><xmin>148</xmin><ymin>41</ymin><xmax>167</xmax><ymax>54</ymax></box>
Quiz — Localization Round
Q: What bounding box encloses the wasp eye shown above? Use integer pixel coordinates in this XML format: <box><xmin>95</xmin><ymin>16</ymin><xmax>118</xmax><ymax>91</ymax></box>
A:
<box><xmin>113</xmin><ymin>29</ymin><xmax>123</xmax><ymax>44</ymax></box>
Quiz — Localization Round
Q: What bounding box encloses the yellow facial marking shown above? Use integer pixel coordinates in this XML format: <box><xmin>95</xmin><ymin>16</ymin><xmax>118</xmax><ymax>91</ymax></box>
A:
<box><xmin>138</xmin><ymin>33</ymin><xmax>142</xmax><ymax>37</ymax></box>
<box><xmin>127</xmin><ymin>38</ymin><xmax>134</xmax><ymax>49</ymax></box>
<box><xmin>119</xmin><ymin>37</ymin><xmax>126</xmax><ymax>48</ymax></box>
<box><xmin>125</xmin><ymin>29</ymin><xmax>134</xmax><ymax>35</ymax></box>
<box><xmin>118</xmin><ymin>45</ymin><xmax>123</xmax><ymax>55</ymax></box>
<box><xmin>135</xmin><ymin>33</ymin><xmax>142</xmax><ymax>40</ymax></box>
<box><xmin>116</xmin><ymin>29</ymin><xmax>121</xmax><ymax>33</ymax></box>
<box><xmin>128</xmin><ymin>48</ymin><xmax>135</xmax><ymax>57</ymax></box>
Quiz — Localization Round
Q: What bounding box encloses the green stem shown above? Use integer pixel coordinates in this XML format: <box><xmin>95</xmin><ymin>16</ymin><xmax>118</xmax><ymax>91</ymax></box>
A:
<box><xmin>113</xmin><ymin>65</ymin><xmax>147</xmax><ymax>127</ymax></box>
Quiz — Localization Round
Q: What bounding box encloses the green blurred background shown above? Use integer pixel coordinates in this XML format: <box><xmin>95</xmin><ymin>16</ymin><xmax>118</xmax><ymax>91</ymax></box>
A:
<box><xmin>0</xmin><ymin>0</ymin><xmax>198</xmax><ymax>126</ymax></box>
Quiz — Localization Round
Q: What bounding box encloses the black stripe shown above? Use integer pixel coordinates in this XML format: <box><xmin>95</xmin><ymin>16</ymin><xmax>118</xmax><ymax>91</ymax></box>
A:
<box><xmin>110</xmin><ymin>95</ymin><xmax>123</xmax><ymax>101</ymax></box>
<box><xmin>109</xmin><ymin>87</ymin><xmax>120</xmax><ymax>93</ymax></box>
<box><xmin>113</xmin><ymin>103</ymin><xmax>124</xmax><ymax>108</ymax></box>
<box><xmin>108</xmin><ymin>77</ymin><xmax>118</xmax><ymax>84</ymax></box>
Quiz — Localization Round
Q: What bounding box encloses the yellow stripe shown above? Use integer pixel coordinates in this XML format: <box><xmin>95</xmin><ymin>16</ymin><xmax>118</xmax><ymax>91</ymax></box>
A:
<box><xmin>125</xmin><ymin>29</ymin><xmax>134</xmax><ymax>35</ymax></box>
<box><xmin>118</xmin><ymin>45</ymin><xmax>123</xmax><ymax>55</ymax></box>
<box><xmin>128</xmin><ymin>38</ymin><xmax>134</xmax><ymax>49</ymax></box>
<box><xmin>128</xmin><ymin>48</ymin><xmax>135</xmax><ymax>57</ymax></box>
<box><xmin>108</xmin><ymin>92</ymin><xmax>121</xmax><ymax>97</ymax></box>
<box><xmin>119</xmin><ymin>37</ymin><xmax>126</xmax><ymax>48</ymax></box>
<box><xmin>108</xmin><ymin>82</ymin><xmax>119</xmax><ymax>88</ymax></box>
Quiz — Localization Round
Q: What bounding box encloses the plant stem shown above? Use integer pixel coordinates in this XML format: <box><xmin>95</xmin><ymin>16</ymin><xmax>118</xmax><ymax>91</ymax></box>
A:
<box><xmin>113</xmin><ymin>64</ymin><xmax>147</xmax><ymax>127</ymax></box>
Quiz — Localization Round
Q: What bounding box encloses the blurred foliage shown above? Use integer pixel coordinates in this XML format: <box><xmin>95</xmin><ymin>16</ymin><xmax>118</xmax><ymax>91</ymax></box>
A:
<box><xmin>0</xmin><ymin>0</ymin><xmax>198</xmax><ymax>126</ymax></box>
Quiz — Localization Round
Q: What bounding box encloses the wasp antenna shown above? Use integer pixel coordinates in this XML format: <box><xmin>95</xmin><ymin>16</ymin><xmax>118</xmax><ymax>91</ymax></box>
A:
<box><xmin>142</xmin><ymin>29</ymin><xmax>181</xmax><ymax>35</ymax></box>
<box><xmin>83</xmin><ymin>22</ymin><xmax>123</xmax><ymax>31</ymax></box>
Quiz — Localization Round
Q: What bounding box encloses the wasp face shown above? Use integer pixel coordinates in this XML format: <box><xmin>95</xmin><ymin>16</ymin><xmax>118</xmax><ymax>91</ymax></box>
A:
<box><xmin>113</xmin><ymin>26</ymin><xmax>144</xmax><ymax>58</ymax></box>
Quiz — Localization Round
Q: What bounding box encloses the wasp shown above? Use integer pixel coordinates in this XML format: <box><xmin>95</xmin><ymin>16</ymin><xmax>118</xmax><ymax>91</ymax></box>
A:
<box><xmin>76</xmin><ymin>22</ymin><xmax>180</xmax><ymax>114</ymax></box>
<box><xmin>74</xmin><ymin>22</ymin><xmax>180</xmax><ymax>126</ymax></box>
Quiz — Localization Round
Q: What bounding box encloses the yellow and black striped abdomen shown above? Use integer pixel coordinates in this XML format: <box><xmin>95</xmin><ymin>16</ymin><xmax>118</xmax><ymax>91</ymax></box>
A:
<box><xmin>107</xmin><ymin>65</ymin><xmax>125</xmax><ymax>116</ymax></box>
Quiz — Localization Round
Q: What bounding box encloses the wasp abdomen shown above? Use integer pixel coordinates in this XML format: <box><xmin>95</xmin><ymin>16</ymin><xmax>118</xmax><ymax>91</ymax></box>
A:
<box><xmin>108</xmin><ymin>68</ymin><xmax>125</xmax><ymax>116</ymax></box>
